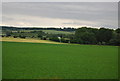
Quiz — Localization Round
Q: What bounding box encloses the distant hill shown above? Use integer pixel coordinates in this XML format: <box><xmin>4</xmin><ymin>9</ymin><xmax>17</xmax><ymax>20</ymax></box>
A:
<box><xmin>0</xmin><ymin>26</ymin><xmax>76</xmax><ymax>32</ymax></box>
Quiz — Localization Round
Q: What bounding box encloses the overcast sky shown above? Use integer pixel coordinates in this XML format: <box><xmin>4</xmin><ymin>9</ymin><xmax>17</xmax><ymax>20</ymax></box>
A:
<box><xmin>2</xmin><ymin>2</ymin><xmax>118</xmax><ymax>29</ymax></box>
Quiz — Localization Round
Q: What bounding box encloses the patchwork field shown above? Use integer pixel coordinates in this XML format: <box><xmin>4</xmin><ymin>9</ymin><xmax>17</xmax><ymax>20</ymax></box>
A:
<box><xmin>1</xmin><ymin>37</ymin><xmax>64</xmax><ymax>44</ymax></box>
<box><xmin>2</xmin><ymin>42</ymin><xmax>118</xmax><ymax>79</ymax></box>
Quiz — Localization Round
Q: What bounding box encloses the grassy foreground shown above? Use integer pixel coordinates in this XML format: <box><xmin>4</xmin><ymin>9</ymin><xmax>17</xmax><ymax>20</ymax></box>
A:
<box><xmin>2</xmin><ymin>42</ymin><xmax>118</xmax><ymax>79</ymax></box>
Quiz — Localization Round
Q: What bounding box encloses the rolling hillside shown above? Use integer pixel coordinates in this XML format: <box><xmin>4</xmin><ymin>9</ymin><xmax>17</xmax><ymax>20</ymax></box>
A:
<box><xmin>1</xmin><ymin>37</ymin><xmax>65</xmax><ymax>44</ymax></box>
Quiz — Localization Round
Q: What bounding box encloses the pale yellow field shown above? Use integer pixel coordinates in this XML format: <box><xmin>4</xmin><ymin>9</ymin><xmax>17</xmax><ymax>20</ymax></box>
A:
<box><xmin>0</xmin><ymin>37</ymin><xmax>65</xmax><ymax>44</ymax></box>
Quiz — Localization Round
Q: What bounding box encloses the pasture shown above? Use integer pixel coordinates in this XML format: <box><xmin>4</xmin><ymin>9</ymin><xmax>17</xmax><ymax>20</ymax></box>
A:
<box><xmin>2</xmin><ymin>42</ymin><xmax>118</xmax><ymax>79</ymax></box>
<box><xmin>11</xmin><ymin>30</ymin><xmax>74</xmax><ymax>34</ymax></box>
<box><xmin>42</xmin><ymin>30</ymin><xmax>74</xmax><ymax>34</ymax></box>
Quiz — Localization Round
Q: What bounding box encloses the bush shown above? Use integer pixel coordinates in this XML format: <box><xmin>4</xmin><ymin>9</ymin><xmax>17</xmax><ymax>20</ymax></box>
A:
<box><xmin>13</xmin><ymin>36</ymin><xmax>18</xmax><ymax>38</ymax></box>
<box><xmin>49</xmin><ymin>37</ymin><xmax>59</xmax><ymax>42</ymax></box>
<box><xmin>19</xmin><ymin>35</ymin><xmax>26</xmax><ymax>39</ymax></box>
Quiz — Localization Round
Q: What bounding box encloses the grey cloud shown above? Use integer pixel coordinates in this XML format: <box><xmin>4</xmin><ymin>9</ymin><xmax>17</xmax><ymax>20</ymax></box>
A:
<box><xmin>2</xmin><ymin>0</ymin><xmax>119</xmax><ymax>2</ymax></box>
<box><xmin>2</xmin><ymin>2</ymin><xmax>118</xmax><ymax>29</ymax></box>
<box><xmin>2</xmin><ymin>16</ymin><xmax>15</xmax><ymax>21</ymax></box>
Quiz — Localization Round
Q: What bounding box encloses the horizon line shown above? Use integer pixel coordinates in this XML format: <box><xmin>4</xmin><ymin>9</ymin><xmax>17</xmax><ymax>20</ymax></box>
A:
<box><xmin>1</xmin><ymin>25</ymin><xmax>119</xmax><ymax>30</ymax></box>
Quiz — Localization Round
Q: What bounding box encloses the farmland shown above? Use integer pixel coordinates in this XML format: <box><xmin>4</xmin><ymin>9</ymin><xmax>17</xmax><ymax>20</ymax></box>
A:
<box><xmin>42</xmin><ymin>30</ymin><xmax>74</xmax><ymax>34</ymax></box>
<box><xmin>1</xmin><ymin>37</ymin><xmax>65</xmax><ymax>44</ymax></box>
<box><xmin>16</xmin><ymin>30</ymin><xmax>74</xmax><ymax>34</ymax></box>
<box><xmin>2</xmin><ymin>41</ymin><xmax>118</xmax><ymax>79</ymax></box>
<box><xmin>1</xmin><ymin>26</ymin><xmax>120</xmax><ymax>46</ymax></box>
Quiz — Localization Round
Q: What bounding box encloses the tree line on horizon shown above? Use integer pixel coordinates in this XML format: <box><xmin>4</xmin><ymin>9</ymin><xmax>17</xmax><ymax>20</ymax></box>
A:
<box><xmin>1</xmin><ymin>26</ymin><xmax>76</xmax><ymax>32</ymax></box>
<box><xmin>1</xmin><ymin>26</ymin><xmax>120</xmax><ymax>46</ymax></box>
<box><xmin>72</xmin><ymin>27</ymin><xmax>120</xmax><ymax>46</ymax></box>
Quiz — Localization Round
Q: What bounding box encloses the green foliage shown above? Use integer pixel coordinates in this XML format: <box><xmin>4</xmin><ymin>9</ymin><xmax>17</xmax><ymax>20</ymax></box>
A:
<box><xmin>75</xmin><ymin>27</ymin><xmax>97</xmax><ymax>44</ymax></box>
<box><xmin>49</xmin><ymin>37</ymin><xmax>60</xmax><ymax>42</ymax></box>
<box><xmin>5</xmin><ymin>31</ymin><xmax>12</xmax><ymax>37</ymax></box>
<box><xmin>2</xmin><ymin>26</ymin><xmax>120</xmax><ymax>46</ymax></box>
<box><xmin>74</xmin><ymin>27</ymin><xmax>120</xmax><ymax>46</ymax></box>
<box><xmin>96</xmin><ymin>28</ymin><xmax>113</xmax><ymax>43</ymax></box>
<box><xmin>116</xmin><ymin>28</ymin><xmax>120</xmax><ymax>33</ymax></box>
<box><xmin>109</xmin><ymin>29</ymin><xmax>120</xmax><ymax>46</ymax></box>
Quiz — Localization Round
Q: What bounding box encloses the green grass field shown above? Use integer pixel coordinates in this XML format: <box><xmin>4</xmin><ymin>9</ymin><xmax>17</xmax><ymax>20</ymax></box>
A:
<box><xmin>2</xmin><ymin>42</ymin><xmax>118</xmax><ymax>79</ymax></box>
<box><xmin>42</xmin><ymin>30</ymin><xmax>74</xmax><ymax>34</ymax></box>
<box><xmin>13</xmin><ymin>30</ymin><xmax>74</xmax><ymax>34</ymax></box>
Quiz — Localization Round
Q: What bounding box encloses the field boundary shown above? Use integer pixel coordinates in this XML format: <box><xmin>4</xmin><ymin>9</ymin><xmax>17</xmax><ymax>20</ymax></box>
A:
<box><xmin>0</xmin><ymin>37</ymin><xmax>66</xmax><ymax>44</ymax></box>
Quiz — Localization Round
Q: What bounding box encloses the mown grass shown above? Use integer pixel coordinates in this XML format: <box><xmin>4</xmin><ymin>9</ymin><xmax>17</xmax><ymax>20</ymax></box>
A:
<box><xmin>2</xmin><ymin>42</ymin><xmax>118</xmax><ymax>79</ymax></box>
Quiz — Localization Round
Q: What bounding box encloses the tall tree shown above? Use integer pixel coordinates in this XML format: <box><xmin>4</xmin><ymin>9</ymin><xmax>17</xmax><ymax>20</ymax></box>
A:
<box><xmin>96</xmin><ymin>28</ymin><xmax>113</xmax><ymax>43</ymax></box>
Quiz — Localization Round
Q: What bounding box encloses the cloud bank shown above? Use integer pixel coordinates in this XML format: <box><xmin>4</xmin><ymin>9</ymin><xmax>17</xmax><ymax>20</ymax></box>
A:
<box><xmin>2</xmin><ymin>2</ymin><xmax>118</xmax><ymax>29</ymax></box>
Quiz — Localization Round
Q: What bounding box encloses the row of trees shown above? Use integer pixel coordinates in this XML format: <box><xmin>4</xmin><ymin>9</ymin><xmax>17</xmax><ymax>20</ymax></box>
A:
<box><xmin>1</xmin><ymin>26</ymin><xmax>76</xmax><ymax>32</ymax></box>
<box><xmin>71</xmin><ymin>27</ymin><xmax>120</xmax><ymax>46</ymax></box>
<box><xmin>3</xmin><ymin>31</ymin><xmax>46</xmax><ymax>39</ymax></box>
<box><xmin>1</xmin><ymin>26</ymin><xmax>120</xmax><ymax>46</ymax></box>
